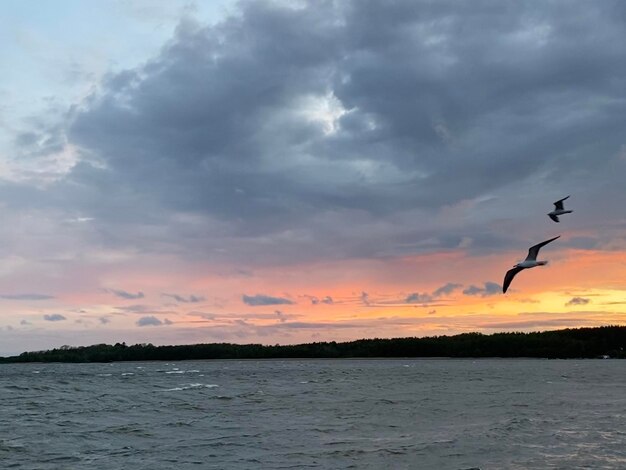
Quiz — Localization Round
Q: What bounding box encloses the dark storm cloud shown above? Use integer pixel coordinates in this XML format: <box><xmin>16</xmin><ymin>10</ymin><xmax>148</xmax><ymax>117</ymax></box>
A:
<box><xmin>10</xmin><ymin>0</ymin><xmax>626</xmax><ymax>264</ymax></box>
<box><xmin>0</xmin><ymin>294</ymin><xmax>55</xmax><ymax>301</ymax></box>
<box><xmin>242</xmin><ymin>294</ymin><xmax>294</xmax><ymax>306</ymax></box>
<box><xmin>43</xmin><ymin>314</ymin><xmax>66</xmax><ymax>322</ymax></box>
<box><xmin>106</xmin><ymin>289</ymin><xmax>145</xmax><ymax>300</ymax></box>
<box><xmin>566</xmin><ymin>297</ymin><xmax>590</xmax><ymax>306</ymax></box>
<box><xmin>463</xmin><ymin>282</ymin><xmax>501</xmax><ymax>297</ymax></box>
<box><xmin>162</xmin><ymin>293</ymin><xmax>206</xmax><ymax>303</ymax></box>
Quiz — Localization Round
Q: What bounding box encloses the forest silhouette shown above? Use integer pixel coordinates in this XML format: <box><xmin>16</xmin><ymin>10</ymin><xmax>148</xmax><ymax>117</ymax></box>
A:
<box><xmin>2</xmin><ymin>326</ymin><xmax>625</xmax><ymax>363</ymax></box>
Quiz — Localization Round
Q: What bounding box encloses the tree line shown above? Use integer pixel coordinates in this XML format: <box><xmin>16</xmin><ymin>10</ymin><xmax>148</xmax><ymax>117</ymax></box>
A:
<box><xmin>1</xmin><ymin>326</ymin><xmax>625</xmax><ymax>363</ymax></box>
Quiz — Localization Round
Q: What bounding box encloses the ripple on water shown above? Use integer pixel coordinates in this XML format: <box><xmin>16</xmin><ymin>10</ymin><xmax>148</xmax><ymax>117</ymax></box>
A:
<box><xmin>1</xmin><ymin>359</ymin><xmax>624</xmax><ymax>469</ymax></box>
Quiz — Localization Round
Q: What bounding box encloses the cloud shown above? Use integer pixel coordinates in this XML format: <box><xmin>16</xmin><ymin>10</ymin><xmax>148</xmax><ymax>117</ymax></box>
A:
<box><xmin>4</xmin><ymin>0</ymin><xmax>626</xmax><ymax>270</ymax></box>
<box><xmin>20</xmin><ymin>319</ymin><xmax>31</xmax><ymax>325</ymax></box>
<box><xmin>308</xmin><ymin>295</ymin><xmax>334</xmax><ymax>305</ymax></box>
<box><xmin>114</xmin><ymin>304</ymin><xmax>176</xmax><ymax>315</ymax></box>
<box><xmin>405</xmin><ymin>282</ymin><xmax>463</xmax><ymax>304</ymax></box>
<box><xmin>106</xmin><ymin>289</ymin><xmax>145</xmax><ymax>300</ymax></box>
<box><xmin>432</xmin><ymin>283</ymin><xmax>463</xmax><ymax>297</ymax></box>
<box><xmin>566</xmin><ymin>297</ymin><xmax>591</xmax><ymax>306</ymax></box>
<box><xmin>136</xmin><ymin>316</ymin><xmax>171</xmax><ymax>327</ymax></box>
<box><xmin>99</xmin><ymin>317</ymin><xmax>111</xmax><ymax>324</ymax></box>
<box><xmin>405</xmin><ymin>292</ymin><xmax>433</xmax><ymax>304</ymax></box>
<box><xmin>463</xmin><ymin>282</ymin><xmax>501</xmax><ymax>297</ymax></box>
<box><xmin>242</xmin><ymin>294</ymin><xmax>294</xmax><ymax>306</ymax></box>
<box><xmin>162</xmin><ymin>293</ymin><xmax>206</xmax><ymax>303</ymax></box>
<box><xmin>43</xmin><ymin>314</ymin><xmax>66</xmax><ymax>322</ymax></box>
<box><xmin>1</xmin><ymin>294</ymin><xmax>55</xmax><ymax>301</ymax></box>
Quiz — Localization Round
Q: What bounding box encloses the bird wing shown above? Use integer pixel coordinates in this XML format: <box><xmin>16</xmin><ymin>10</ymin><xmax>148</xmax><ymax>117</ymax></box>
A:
<box><xmin>503</xmin><ymin>266</ymin><xmax>524</xmax><ymax>293</ymax></box>
<box><xmin>553</xmin><ymin>195</ymin><xmax>570</xmax><ymax>211</ymax></box>
<box><xmin>548</xmin><ymin>213</ymin><xmax>559</xmax><ymax>223</ymax></box>
<box><xmin>526</xmin><ymin>235</ymin><xmax>560</xmax><ymax>261</ymax></box>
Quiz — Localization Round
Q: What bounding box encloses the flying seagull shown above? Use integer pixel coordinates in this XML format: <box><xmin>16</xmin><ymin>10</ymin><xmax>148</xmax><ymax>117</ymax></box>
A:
<box><xmin>548</xmin><ymin>196</ymin><xmax>572</xmax><ymax>223</ymax></box>
<box><xmin>503</xmin><ymin>236</ymin><xmax>560</xmax><ymax>293</ymax></box>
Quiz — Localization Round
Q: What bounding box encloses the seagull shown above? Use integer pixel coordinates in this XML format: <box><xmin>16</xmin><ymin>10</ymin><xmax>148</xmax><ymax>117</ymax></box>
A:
<box><xmin>548</xmin><ymin>196</ymin><xmax>572</xmax><ymax>223</ymax></box>
<box><xmin>503</xmin><ymin>236</ymin><xmax>560</xmax><ymax>293</ymax></box>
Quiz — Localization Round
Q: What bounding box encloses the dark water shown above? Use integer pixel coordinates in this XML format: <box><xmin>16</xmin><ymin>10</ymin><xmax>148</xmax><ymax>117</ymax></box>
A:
<box><xmin>1</xmin><ymin>359</ymin><xmax>625</xmax><ymax>469</ymax></box>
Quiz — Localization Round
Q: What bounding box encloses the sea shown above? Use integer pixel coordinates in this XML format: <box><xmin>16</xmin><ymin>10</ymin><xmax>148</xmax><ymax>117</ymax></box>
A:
<box><xmin>1</xmin><ymin>358</ymin><xmax>625</xmax><ymax>469</ymax></box>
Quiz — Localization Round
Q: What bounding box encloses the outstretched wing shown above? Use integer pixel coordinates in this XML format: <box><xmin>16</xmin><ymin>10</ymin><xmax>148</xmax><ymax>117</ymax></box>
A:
<box><xmin>553</xmin><ymin>195</ymin><xmax>570</xmax><ymax>211</ymax></box>
<box><xmin>503</xmin><ymin>266</ymin><xmax>524</xmax><ymax>293</ymax></box>
<box><xmin>526</xmin><ymin>235</ymin><xmax>560</xmax><ymax>261</ymax></box>
<box><xmin>548</xmin><ymin>213</ymin><xmax>559</xmax><ymax>223</ymax></box>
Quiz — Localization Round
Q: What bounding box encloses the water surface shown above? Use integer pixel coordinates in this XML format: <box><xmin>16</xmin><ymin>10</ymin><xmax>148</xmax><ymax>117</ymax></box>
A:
<box><xmin>1</xmin><ymin>359</ymin><xmax>625</xmax><ymax>469</ymax></box>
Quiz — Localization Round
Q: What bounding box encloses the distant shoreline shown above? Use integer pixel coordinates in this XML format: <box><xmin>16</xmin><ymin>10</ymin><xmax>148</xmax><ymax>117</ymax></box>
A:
<box><xmin>1</xmin><ymin>325</ymin><xmax>625</xmax><ymax>364</ymax></box>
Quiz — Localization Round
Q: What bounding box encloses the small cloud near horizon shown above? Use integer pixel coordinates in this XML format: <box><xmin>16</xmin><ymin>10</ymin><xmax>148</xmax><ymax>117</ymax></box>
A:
<box><xmin>566</xmin><ymin>297</ymin><xmax>591</xmax><ymax>306</ymax></box>
<box><xmin>309</xmin><ymin>295</ymin><xmax>334</xmax><ymax>305</ymax></box>
<box><xmin>406</xmin><ymin>292</ymin><xmax>433</xmax><ymax>304</ymax></box>
<box><xmin>162</xmin><ymin>293</ymin><xmax>206</xmax><ymax>303</ymax></box>
<box><xmin>43</xmin><ymin>314</ymin><xmax>66</xmax><ymax>322</ymax></box>
<box><xmin>432</xmin><ymin>283</ymin><xmax>463</xmax><ymax>297</ymax></box>
<box><xmin>242</xmin><ymin>294</ymin><xmax>294</xmax><ymax>306</ymax></box>
<box><xmin>463</xmin><ymin>282</ymin><xmax>501</xmax><ymax>297</ymax></box>
<box><xmin>106</xmin><ymin>289</ymin><xmax>145</xmax><ymax>300</ymax></box>
<box><xmin>1</xmin><ymin>294</ymin><xmax>55</xmax><ymax>301</ymax></box>
<box><xmin>136</xmin><ymin>316</ymin><xmax>173</xmax><ymax>327</ymax></box>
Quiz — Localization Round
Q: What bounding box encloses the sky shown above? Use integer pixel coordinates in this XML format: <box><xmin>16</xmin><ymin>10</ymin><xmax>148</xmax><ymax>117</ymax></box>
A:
<box><xmin>1</xmin><ymin>0</ymin><xmax>626</xmax><ymax>355</ymax></box>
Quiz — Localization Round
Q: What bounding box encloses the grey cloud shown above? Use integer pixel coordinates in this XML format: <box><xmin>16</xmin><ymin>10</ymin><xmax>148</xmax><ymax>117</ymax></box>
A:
<box><xmin>463</xmin><ymin>282</ymin><xmax>501</xmax><ymax>297</ymax></box>
<box><xmin>432</xmin><ymin>283</ymin><xmax>463</xmax><ymax>298</ymax></box>
<box><xmin>9</xmin><ymin>0</ymin><xmax>626</xmax><ymax>265</ymax></box>
<box><xmin>115</xmin><ymin>305</ymin><xmax>175</xmax><ymax>314</ymax></box>
<box><xmin>406</xmin><ymin>282</ymin><xmax>463</xmax><ymax>304</ymax></box>
<box><xmin>1</xmin><ymin>294</ymin><xmax>55</xmax><ymax>301</ymax></box>
<box><xmin>405</xmin><ymin>292</ymin><xmax>433</xmax><ymax>304</ymax></box>
<box><xmin>162</xmin><ymin>293</ymin><xmax>206</xmax><ymax>303</ymax></box>
<box><xmin>308</xmin><ymin>295</ymin><xmax>334</xmax><ymax>305</ymax></box>
<box><xmin>242</xmin><ymin>294</ymin><xmax>294</xmax><ymax>306</ymax></box>
<box><xmin>566</xmin><ymin>297</ymin><xmax>590</xmax><ymax>306</ymax></box>
<box><xmin>99</xmin><ymin>316</ymin><xmax>111</xmax><ymax>324</ymax></box>
<box><xmin>106</xmin><ymin>289</ymin><xmax>145</xmax><ymax>300</ymax></box>
<box><xmin>136</xmin><ymin>316</ymin><xmax>171</xmax><ymax>327</ymax></box>
<box><xmin>20</xmin><ymin>319</ymin><xmax>31</xmax><ymax>325</ymax></box>
<box><xmin>187</xmin><ymin>311</ymin><xmax>217</xmax><ymax>320</ymax></box>
<box><xmin>43</xmin><ymin>314</ymin><xmax>66</xmax><ymax>322</ymax></box>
